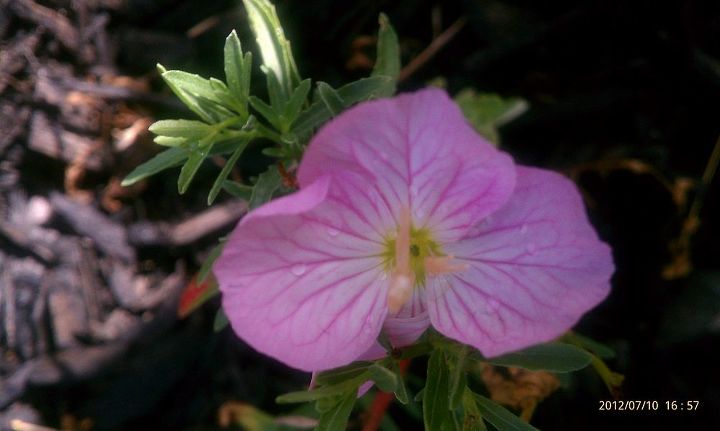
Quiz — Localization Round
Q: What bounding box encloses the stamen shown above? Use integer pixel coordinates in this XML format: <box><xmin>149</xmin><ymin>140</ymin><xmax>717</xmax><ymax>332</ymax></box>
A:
<box><xmin>425</xmin><ymin>255</ymin><xmax>469</xmax><ymax>275</ymax></box>
<box><xmin>388</xmin><ymin>208</ymin><xmax>413</xmax><ymax>313</ymax></box>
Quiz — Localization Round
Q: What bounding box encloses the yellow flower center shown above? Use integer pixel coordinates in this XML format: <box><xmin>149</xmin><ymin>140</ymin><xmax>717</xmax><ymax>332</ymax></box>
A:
<box><xmin>382</xmin><ymin>208</ymin><xmax>468</xmax><ymax>313</ymax></box>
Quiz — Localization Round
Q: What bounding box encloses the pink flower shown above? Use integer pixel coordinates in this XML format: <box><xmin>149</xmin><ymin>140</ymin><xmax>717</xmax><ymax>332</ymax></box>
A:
<box><xmin>214</xmin><ymin>88</ymin><xmax>614</xmax><ymax>372</ymax></box>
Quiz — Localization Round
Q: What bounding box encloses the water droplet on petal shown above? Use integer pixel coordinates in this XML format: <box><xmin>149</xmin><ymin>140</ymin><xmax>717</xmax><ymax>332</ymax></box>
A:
<box><xmin>519</xmin><ymin>224</ymin><xmax>528</xmax><ymax>235</ymax></box>
<box><xmin>291</xmin><ymin>264</ymin><xmax>307</xmax><ymax>276</ymax></box>
<box><xmin>526</xmin><ymin>243</ymin><xmax>537</xmax><ymax>254</ymax></box>
<box><xmin>327</xmin><ymin>227</ymin><xmax>339</xmax><ymax>237</ymax></box>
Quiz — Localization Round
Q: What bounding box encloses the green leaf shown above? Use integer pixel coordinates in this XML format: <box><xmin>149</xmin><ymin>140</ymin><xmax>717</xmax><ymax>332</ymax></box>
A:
<box><xmin>160</xmin><ymin>68</ymin><xmax>235</xmax><ymax>122</ymax></box>
<box><xmin>208</xmin><ymin>138</ymin><xmax>250</xmax><ymax>205</ymax></box>
<box><xmin>222</xmin><ymin>180</ymin><xmax>254</xmax><ymax>200</ymax></box>
<box><xmin>276</xmin><ymin>372</ymin><xmax>370</xmax><ymax>403</ymax></box>
<box><xmin>454</xmin><ymin>89</ymin><xmax>528</xmax><ymax>146</ymax></box>
<box><xmin>153</xmin><ymin>135</ymin><xmax>187</xmax><ymax>147</ymax></box>
<box><xmin>178</xmin><ymin>147</ymin><xmax>210</xmax><ymax>194</ymax></box>
<box><xmin>448</xmin><ymin>347</ymin><xmax>468</xmax><ymax>410</ymax></box>
<box><xmin>223</xmin><ymin>403</ymin><xmax>276</xmax><ymax>431</ymax></box>
<box><xmin>213</xmin><ymin>309</ymin><xmax>229</xmax><ymax>332</ymax></box>
<box><xmin>264</xmin><ymin>66</ymin><xmax>284</xmax><ymax>111</ymax></box>
<box><xmin>461</xmin><ymin>389</ymin><xmax>487</xmax><ymax>431</ymax></box>
<box><xmin>473</xmin><ymin>394</ymin><xmax>537</xmax><ymax>431</ymax></box>
<box><xmin>385</xmin><ymin>356</ymin><xmax>410</xmax><ymax>404</ymax></box>
<box><xmin>424</xmin><ymin>350</ymin><xmax>452</xmax><ymax>431</ymax></box>
<box><xmin>122</xmin><ymin>147</ymin><xmax>188</xmax><ymax>186</ymax></box>
<box><xmin>562</xmin><ymin>332</ymin><xmax>616</xmax><ymax>360</ymax></box>
<box><xmin>224</xmin><ymin>30</ymin><xmax>252</xmax><ymax>107</ymax></box>
<box><xmin>316</xmin><ymin>82</ymin><xmax>346</xmax><ymax>117</ymax></box>
<box><xmin>248</xmin><ymin>165</ymin><xmax>282</xmax><ymax>209</ymax></box>
<box><xmin>293</xmin><ymin>76</ymin><xmax>394</xmax><ymax>136</ymax></box>
<box><xmin>316</xmin><ymin>362</ymin><xmax>373</xmax><ymax>387</ymax></box>
<box><xmin>250</xmin><ymin>95</ymin><xmax>280</xmax><ymax>128</ymax></box>
<box><xmin>316</xmin><ymin>391</ymin><xmax>356</xmax><ymax>431</ymax></box>
<box><xmin>198</xmin><ymin>242</ymin><xmax>224</xmax><ymax>283</ymax></box>
<box><xmin>487</xmin><ymin>342</ymin><xmax>593</xmax><ymax>373</ymax></box>
<box><xmin>243</xmin><ymin>0</ymin><xmax>300</xmax><ymax>101</ymax></box>
<box><xmin>368</xmin><ymin>363</ymin><xmax>399</xmax><ymax>393</ymax></box>
<box><xmin>149</xmin><ymin>119</ymin><xmax>213</xmax><ymax>139</ymax></box>
<box><xmin>371</xmin><ymin>13</ymin><xmax>400</xmax><ymax>96</ymax></box>
<box><xmin>284</xmin><ymin>78</ymin><xmax>311</xmax><ymax>125</ymax></box>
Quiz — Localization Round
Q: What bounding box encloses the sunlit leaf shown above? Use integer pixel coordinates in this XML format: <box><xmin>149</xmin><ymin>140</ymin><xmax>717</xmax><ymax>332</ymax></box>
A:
<box><xmin>224</xmin><ymin>30</ymin><xmax>253</xmax><ymax>111</ymax></box>
<box><xmin>149</xmin><ymin>119</ymin><xmax>213</xmax><ymax>139</ymax></box>
<box><xmin>122</xmin><ymin>147</ymin><xmax>188</xmax><ymax>186</ymax></box>
<box><xmin>243</xmin><ymin>0</ymin><xmax>300</xmax><ymax>101</ymax></box>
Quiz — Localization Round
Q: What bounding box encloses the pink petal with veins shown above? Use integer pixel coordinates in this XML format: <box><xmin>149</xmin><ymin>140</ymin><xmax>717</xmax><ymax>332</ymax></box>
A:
<box><xmin>215</xmin><ymin>176</ymin><xmax>390</xmax><ymax>371</ymax></box>
<box><xmin>298</xmin><ymin>88</ymin><xmax>516</xmax><ymax>242</ymax></box>
<box><xmin>426</xmin><ymin>166</ymin><xmax>614</xmax><ymax>358</ymax></box>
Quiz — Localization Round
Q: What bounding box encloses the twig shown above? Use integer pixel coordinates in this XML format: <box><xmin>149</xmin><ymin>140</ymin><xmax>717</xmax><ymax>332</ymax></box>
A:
<box><xmin>398</xmin><ymin>17</ymin><xmax>467</xmax><ymax>82</ymax></box>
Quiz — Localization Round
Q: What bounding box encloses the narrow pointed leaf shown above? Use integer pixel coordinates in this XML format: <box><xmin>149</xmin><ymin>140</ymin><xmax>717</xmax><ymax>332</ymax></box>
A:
<box><xmin>424</xmin><ymin>350</ymin><xmax>452</xmax><ymax>431</ymax></box>
<box><xmin>149</xmin><ymin>119</ymin><xmax>213</xmax><ymax>139</ymax></box>
<box><xmin>293</xmin><ymin>76</ymin><xmax>394</xmax><ymax>136</ymax></box>
<box><xmin>316</xmin><ymin>362</ymin><xmax>373</xmax><ymax>386</ymax></box>
<box><xmin>248</xmin><ymin>165</ymin><xmax>282</xmax><ymax>209</ymax></box>
<box><xmin>178</xmin><ymin>148</ymin><xmax>208</xmax><ymax>194</ymax></box>
<box><xmin>249</xmin><ymin>96</ymin><xmax>280</xmax><ymax>128</ymax></box>
<box><xmin>371</xmin><ymin>13</ymin><xmax>400</xmax><ymax>96</ymax></box>
<box><xmin>368</xmin><ymin>363</ymin><xmax>399</xmax><ymax>393</ymax></box>
<box><xmin>461</xmin><ymin>389</ymin><xmax>487</xmax><ymax>431</ymax></box>
<box><xmin>122</xmin><ymin>147</ymin><xmax>187</xmax><ymax>186</ymax></box>
<box><xmin>276</xmin><ymin>372</ymin><xmax>370</xmax><ymax>403</ymax></box>
<box><xmin>198</xmin><ymin>242</ymin><xmax>224</xmax><ymax>283</ymax></box>
<box><xmin>208</xmin><ymin>138</ymin><xmax>250</xmax><ymax>205</ymax></box>
<box><xmin>284</xmin><ymin>78</ymin><xmax>311</xmax><ymax>125</ymax></box>
<box><xmin>243</xmin><ymin>0</ymin><xmax>300</xmax><ymax>100</ymax></box>
<box><xmin>316</xmin><ymin>82</ymin><xmax>345</xmax><ymax>117</ymax></box>
<box><xmin>153</xmin><ymin>135</ymin><xmax>187</xmax><ymax>147</ymax></box>
<box><xmin>224</xmin><ymin>30</ymin><xmax>252</xmax><ymax>106</ymax></box>
<box><xmin>213</xmin><ymin>309</ymin><xmax>229</xmax><ymax>331</ymax></box>
<box><xmin>449</xmin><ymin>346</ymin><xmax>469</xmax><ymax>410</ymax></box>
<box><xmin>316</xmin><ymin>391</ymin><xmax>356</xmax><ymax>431</ymax></box>
<box><xmin>487</xmin><ymin>342</ymin><xmax>593</xmax><ymax>373</ymax></box>
<box><xmin>222</xmin><ymin>180</ymin><xmax>254</xmax><ymax>200</ymax></box>
<box><xmin>473</xmin><ymin>395</ymin><xmax>538</xmax><ymax>431</ymax></box>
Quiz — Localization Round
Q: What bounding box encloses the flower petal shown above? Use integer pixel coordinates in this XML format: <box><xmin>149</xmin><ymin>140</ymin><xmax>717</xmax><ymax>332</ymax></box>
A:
<box><xmin>427</xmin><ymin>166</ymin><xmax>614</xmax><ymax>357</ymax></box>
<box><xmin>214</xmin><ymin>176</ymin><xmax>390</xmax><ymax>371</ymax></box>
<box><xmin>298</xmin><ymin>88</ymin><xmax>516</xmax><ymax>241</ymax></box>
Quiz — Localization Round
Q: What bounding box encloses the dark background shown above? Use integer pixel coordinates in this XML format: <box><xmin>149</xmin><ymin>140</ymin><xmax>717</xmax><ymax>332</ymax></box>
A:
<box><xmin>1</xmin><ymin>0</ymin><xmax>719</xmax><ymax>429</ymax></box>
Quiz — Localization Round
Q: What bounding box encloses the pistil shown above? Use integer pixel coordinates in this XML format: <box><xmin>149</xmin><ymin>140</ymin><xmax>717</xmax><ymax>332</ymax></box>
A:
<box><xmin>388</xmin><ymin>208</ymin><xmax>414</xmax><ymax>313</ymax></box>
